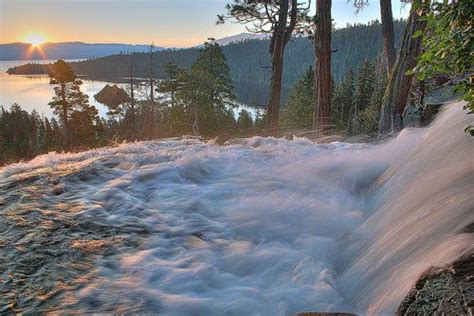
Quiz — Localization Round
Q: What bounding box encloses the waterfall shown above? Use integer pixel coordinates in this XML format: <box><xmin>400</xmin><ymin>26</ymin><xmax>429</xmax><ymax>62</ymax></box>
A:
<box><xmin>0</xmin><ymin>101</ymin><xmax>472</xmax><ymax>314</ymax></box>
<box><xmin>337</xmin><ymin>101</ymin><xmax>474</xmax><ymax>314</ymax></box>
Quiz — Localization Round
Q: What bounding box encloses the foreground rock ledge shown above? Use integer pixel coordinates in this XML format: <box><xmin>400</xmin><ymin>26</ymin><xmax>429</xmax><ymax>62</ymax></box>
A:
<box><xmin>396</xmin><ymin>253</ymin><xmax>473</xmax><ymax>315</ymax></box>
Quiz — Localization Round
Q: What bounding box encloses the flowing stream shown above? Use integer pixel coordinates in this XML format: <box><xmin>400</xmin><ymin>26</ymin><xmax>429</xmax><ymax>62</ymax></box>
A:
<box><xmin>0</xmin><ymin>101</ymin><xmax>472</xmax><ymax>314</ymax></box>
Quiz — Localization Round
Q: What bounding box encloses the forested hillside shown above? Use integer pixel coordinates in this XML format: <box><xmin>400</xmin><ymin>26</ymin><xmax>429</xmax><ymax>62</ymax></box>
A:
<box><xmin>77</xmin><ymin>20</ymin><xmax>405</xmax><ymax>85</ymax></box>
<box><xmin>8</xmin><ymin>21</ymin><xmax>405</xmax><ymax>90</ymax></box>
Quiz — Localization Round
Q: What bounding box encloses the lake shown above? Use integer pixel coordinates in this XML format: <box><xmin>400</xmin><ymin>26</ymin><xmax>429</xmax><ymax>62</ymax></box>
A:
<box><xmin>0</xmin><ymin>60</ymin><xmax>261</xmax><ymax>119</ymax></box>
<box><xmin>0</xmin><ymin>60</ymin><xmax>114</xmax><ymax>117</ymax></box>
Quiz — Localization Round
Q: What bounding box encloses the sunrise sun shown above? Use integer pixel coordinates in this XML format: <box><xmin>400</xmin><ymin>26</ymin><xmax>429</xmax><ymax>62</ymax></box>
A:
<box><xmin>24</xmin><ymin>34</ymin><xmax>46</xmax><ymax>47</ymax></box>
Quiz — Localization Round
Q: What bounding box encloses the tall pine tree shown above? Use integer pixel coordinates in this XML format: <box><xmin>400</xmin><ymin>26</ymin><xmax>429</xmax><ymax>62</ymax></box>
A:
<box><xmin>280</xmin><ymin>67</ymin><xmax>314</xmax><ymax>130</ymax></box>
<box><xmin>332</xmin><ymin>69</ymin><xmax>355</xmax><ymax>130</ymax></box>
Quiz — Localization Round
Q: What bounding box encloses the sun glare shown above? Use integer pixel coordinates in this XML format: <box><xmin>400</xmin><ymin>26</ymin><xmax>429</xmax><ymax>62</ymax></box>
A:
<box><xmin>24</xmin><ymin>34</ymin><xmax>46</xmax><ymax>47</ymax></box>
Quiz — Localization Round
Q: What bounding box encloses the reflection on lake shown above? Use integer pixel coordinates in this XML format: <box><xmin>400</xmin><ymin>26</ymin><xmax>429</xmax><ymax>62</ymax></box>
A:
<box><xmin>234</xmin><ymin>81</ymin><xmax>290</xmax><ymax>108</ymax></box>
<box><xmin>0</xmin><ymin>60</ymin><xmax>112</xmax><ymax>117</ymax></box>
<box><xmin>0</xmin><ymin>60</ymin><xmax>271</xmax><ymax>119</ymax></box>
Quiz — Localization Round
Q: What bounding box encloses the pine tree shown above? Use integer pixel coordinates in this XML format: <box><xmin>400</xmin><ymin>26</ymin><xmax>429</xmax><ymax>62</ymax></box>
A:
<box><xmin>354</xmin><ymin>60</ymin><xmax>376</xmax><ymax>114</ymax></box>
<box><xmin>332</xmin><ymin>69</ymin><xmax>355</xmax><ymax>130</ymax></box>
<box><xmin>280</xmin><ymin>67</ymin><xmax>314</xmax><ymax>130</ymax></box>
<box><xmin>50</xmin><ymin>117</ymin><xmax>62</xmax><ymax>149</ymax></box>
<box><xmin>192</xmin><ymin>41</ymin><xmax>235</xmax><ymax>109</ymax></box>
<box><xmin>44</xmin><ymin>117</ymin><xmax>54</xmax><ymax>151</ymax></box>
<box><xmin>138</xmin><ymin>101</ymin><xmax>160</xmax><ymax>140</ymax></box>
<box><xmin>349</xmin><ymin>60</ymin><xmax>376</xmax><ymax>132</ymax></box>
<box><xmin>157</xmin><ymin>60</ymin><xmax>183</xmax><ymax>107</ymax></box>
<box><xmin>49</xmin><ymin>60</ymin><xmax>98</xmax><ymax>147</ymax></box>
<box><xmin>68</xmin><ymin>101</ymin><xmax>99</xmax><ymax>148</ymax></box>
<box><xmin>370</xmin><ymin>55</ymin><xmax>388</xmax><ymax>110</ymax></box>
<box><xmin>178</xmin><ymin>41</ymin><xmax>236</xmax><ymax>136</ymax></box>
<box><xmin>48</xmin><ymin>60</ymin><xmax>77</xmax><ymax>145</ymax></box>
<box><xmin>94</xmin><ymin>116</ymin><xmax>108</xmax><ymax>146</ymax></box>
<box><xmin>0</xmin><ymin>107</ymin><xmax>6</xmax><ymax>163</ymax></box>
<box><xmin>5</xmin><ymin>104</ymin><xmax>34</xmax><ymax>159</ymax></box>
<box><xmin>29</xmin><ymin>110</ymin><xmax>44</xmax><ymax>154</ymax></box>
<box><xmin>237</xmin><ymin>109</ymin><xmax>254</xmax><ymax>130</ymax></box>
<box><xmin>254</xmin><ymin>110</ymin><xmax>267</xmax><ymax>132</ymax></box>
<box><xmin>351</xmin><ymin>56</ymin><xmax>387</xmax><ymax>136</ymax></box>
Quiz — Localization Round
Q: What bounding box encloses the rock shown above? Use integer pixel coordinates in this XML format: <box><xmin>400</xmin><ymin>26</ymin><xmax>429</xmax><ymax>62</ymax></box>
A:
<box><xmin>420</xmin><ymin>103</ymin><xmax>444</xmax><ymax>127</ymax></box>
<box><xmin>424</xmin><ymin>83</ymin><xmax>460</xmax><ymax>105</ymax></box>
<box><xmin>345</xmin><ymin>134</ymin><xmax>374</xmax><ymax>143</ymax></box>
<box><xmin>403</xmin><ymin>105</ymin><xmax>424</xmax><ymax>127</ymax></box>
<box><xmin>396</xmin><ymin>253</ymin><xmax>474</xmax><ymax>316</ymax></box>
<box><xmin>460</xmin><ymin>223</ymin><xmax>474</xmax><ymax>234</ymax></box>
<box><xmin>52</xmin><ymin>185</ymin><xmax>65</xmax><ymax>195</ymax></box>
<box><xmin>404</xmin><ymin>80</ymin><xmax>464</xmax><ymax>128</ymax></box>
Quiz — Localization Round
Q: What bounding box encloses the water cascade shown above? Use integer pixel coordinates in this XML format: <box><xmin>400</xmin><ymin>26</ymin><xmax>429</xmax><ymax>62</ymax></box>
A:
<box><xmin>0</xmin><ymin>101</ymin><xmax>472</xmax><ymax>314</ymax></box>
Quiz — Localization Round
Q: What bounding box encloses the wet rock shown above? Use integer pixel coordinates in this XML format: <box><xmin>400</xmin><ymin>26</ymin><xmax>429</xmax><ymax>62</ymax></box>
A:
<box><xmin>70</xmin><ymin>239</ymin><xmax>112</xmax><ymax>253</ymax></box>
<box><xmin>345</xmin><ymin>134</ymin><xmax>374</xmax><ymax>143</ymax></box>
<box><xmin>424</xmin><ymin>84</ymin><xmax>459</xmax><ymax>105</ymax></box>
<box><xmin>0</xmin><ymin>174</ymin><xmax>151</xmax><ymax>314</ymax></box>
<box><xmin>404</xmin><ymin>81</ymin><xmax>462</xmax><ymax>128</ymax></box>
<box><xmin>420</xmin><ymin>103</ymin><xmax>444</xmax><ymax>127</ymax></box>
<box><xmin>396</xmin><ymin>253</ymin><xmax>474</xmax><ymax>315</ymax></box>
<box><xmin>403</xmin><ymin>105</ymin><xmax>424</xmax><ymax>127</ymax></box>
<box><xmin>460</xmin><ymin>223</ymin><xmax>474</xmax><ymax>234</ymax></box>
<box><xmin>0</xmin><ymin>192</ymin><xmax>21</xmax><ymax>207</ymax></box>
<box><xmin>192</xmin><ymin>231</ymin><xmax>205</xmax><ymax>239</ymax></box>
<box><xmin>4</xmin><ymin>174</ymin><xmax>43</xmax><ymax>190</ymax></box>
<box><xmin>52</xmin><ymin>186</ymin><xmax>65</xmax><ymax>195</ymax></box>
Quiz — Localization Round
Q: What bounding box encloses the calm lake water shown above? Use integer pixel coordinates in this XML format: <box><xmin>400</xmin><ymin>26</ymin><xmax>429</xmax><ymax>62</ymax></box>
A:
<box><xmin>0</xmin><ymin>60</ymin><xmax>113</xmax><ymax>117</ymax></box>
<box><xmin>0</xmin><ymin>60</ymin><xmax>261</xmax><ymax>119</ymax></box>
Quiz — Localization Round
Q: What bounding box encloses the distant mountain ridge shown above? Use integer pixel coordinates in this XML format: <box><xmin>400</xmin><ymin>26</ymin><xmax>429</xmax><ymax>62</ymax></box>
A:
<box><xmin>0</xmin><ymin>33</ymin><xmax>267</xmax><ymax>61</ymax></box>
<box><xmin>0</xmin><ymin>42</ymin><xmax>163</xmax><ymax>61</ymax></box>
<box><xmin>213</xmin><ymin>33</ymin><xmax>269</xmax><ymax>46</ymax></box>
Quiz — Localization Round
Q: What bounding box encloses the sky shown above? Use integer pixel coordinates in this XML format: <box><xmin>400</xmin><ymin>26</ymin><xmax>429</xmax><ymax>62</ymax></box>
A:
<box><xmin>0</xmin><ymin>0</ymin><xmax>410</xmax><ymax>48</ymax></box>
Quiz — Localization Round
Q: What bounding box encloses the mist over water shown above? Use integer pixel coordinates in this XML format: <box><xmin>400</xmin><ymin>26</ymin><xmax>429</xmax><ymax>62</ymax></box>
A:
<box><xmin>0</xmin><ymin>102</ymin><xmax>472</xmax><ymax>314</ymax></box>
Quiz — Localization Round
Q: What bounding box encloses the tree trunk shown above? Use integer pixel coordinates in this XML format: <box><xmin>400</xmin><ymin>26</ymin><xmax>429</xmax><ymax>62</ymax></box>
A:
<box><xmin>267</xmin><ymin>34</ymin><xmax>285</xmax><ymax>130</ymax></box>
<box><xmin>378</xmin><ymin>1</ymin><xmax>427</xmax><ymax>136</ymax></box>
<box><xmin>266</xmin><ymin>0</ymin><xmax>289</xmax><ymax>130</ymax></box>
<box><xmin>60</xmin><ymin>81</ymin><xmax>69</xmax><ymax>146</ymax></box>
<box><xmin>149</xmin><ymin>44</ymin><xmax>155</xmax><ymax>103</ymax></box>
<box><xmin>192</xmin><ymin>102</ymin><xmax>200</xmax><ymax>136</ymax></box>
<box><xmin>380</xmin><ymin>0</ymin><xmax>396</xmax><ymax>72</ymax></box>
<box><xmin>313</xmin><ymin>0</ymin><xmax>332</xmax><ymax>132</ymax></box>
<box><xmin>147</xmin><ymin>47</ymin><xmax>157</xmax><ymax>138</ymax></box>
<box><xmin>130</xmin><ymin>61</ymin><xmax>135</xmax><ymax>114</ymax></box>
<box><xmin>129</xmin><ymin>60</ymin><xmax>138</xmax><ymax>139</ymax></box>
<box><xmin>150</xmin><ymin>78</ymin><xmax>154</xmax><ymax>103</ymax></box>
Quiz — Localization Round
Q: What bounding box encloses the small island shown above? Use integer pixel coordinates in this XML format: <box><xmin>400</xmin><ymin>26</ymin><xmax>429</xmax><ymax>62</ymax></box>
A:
<box><xmin>7</xmin><ymin>62</ymin><xmax>52</xmax><ymax>75</ymax></box>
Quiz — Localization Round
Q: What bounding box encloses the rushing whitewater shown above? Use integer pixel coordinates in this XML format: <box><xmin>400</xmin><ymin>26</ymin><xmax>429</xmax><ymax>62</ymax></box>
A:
<box><xmin>0</xmin><ymin>102</ymin><xmax>472</xmax><ymax>314</ymax></box>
